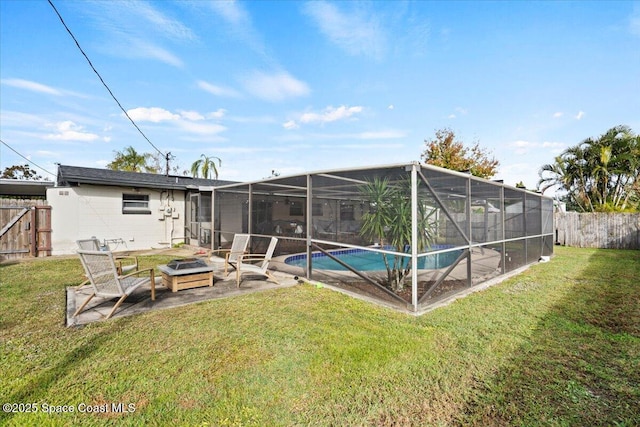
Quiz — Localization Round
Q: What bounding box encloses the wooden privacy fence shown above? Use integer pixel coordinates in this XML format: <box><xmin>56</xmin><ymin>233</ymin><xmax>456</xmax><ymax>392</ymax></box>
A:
<box><xmin>554</xmin><ymin>212</ymin><xmax>640</xmax><ymax>249</ymax></box>
<box><xmin>0</xmin><ymin>201</ymin><xmax>52</xmax><ymax>261</ymax></box>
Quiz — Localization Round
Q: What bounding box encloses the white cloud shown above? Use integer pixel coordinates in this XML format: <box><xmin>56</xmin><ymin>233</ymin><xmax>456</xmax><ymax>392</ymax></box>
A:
<box><xmin>125</xmin><ymin>106</ymin><xmax>227</xmax><ymax>136</ymax></box>
<box><xmin>124</xmin><ymin>1</ymin><xmax>196</xmax><ymax>41</ymax></box>
<box><xmin>575</xmin><ymin>111</ymin><xmax>585</xmax><ymax>120</ymax></box>
<box><xmin>43</xmin><ymin>121</ymin><xmax>99</xmax><ymax>141</ymax></box>
<box><xmin>1</xmin><ymin>78</ymin><xmax>61</xmax><ymax>95</ymax></box>
<box><xmin>127</xmin><ymin>107</ymin><xmax>180</xmax><ymax>123</ymax></box>
<box><xmin>242</xmin><ymin>71</ymin><xmax>310</xmax><ymax>101</ymax></box>
<box><xmin>83</xmin><ymin>1</ymin><xmax>193</xmax><ymax>67</ymax></box>
<box><xmin>207</xmin><ymin>109</ymin><xmax>227</xmax><ymax>119</ymax></box>
<box><xmin>512</xmin><ymin>140</ymin><xmax>531</xmax><ymax>148</ymax></box>
<box><xmin>197</xmin><ymin>80</ymin><xmax>241</xmax><ymax>98</ymax></box>
<box><xmin>300</xmin><ymin>105</ymin><xmax>363</xmax><ymax>124</ymax></box>
<box><xmin>283</xmin><ymin>120</ymin><xmax>299</xmax><ymax>130</ymax></box>
<box><xmin>447</xmin><ymin>114</ymin><xmax>457</xmax><ymax>119</ymax></box>
<box><xmin>303</xmin><ymin>1</ymin><xmax>386</xmax><ymax>59</ymax></box>
<box><xmin>387</xmin><ymin>104</ymin><xmax>394</xmax><ymax>110</ymax></box>
<box><xmin>0</xmin><ymin>111</ymin><xmax>46</xmax><ymax>127</ymax></box>
<box><xmin>202</xmin><ymin>0</ymin><xmax>271</xmax><ymax>60</ymax></box>
<box><xmin>179</xmin><ymin>110</ymin><xmax>205</xmax><ymax>121</ymax></box>
<box><xmin>208</xmin><ymin>0</ymin><xmax>249</xmax><ymax>27</ymax></box>
<box><xmin>130</xmin><ymin>39</ymin><xmax>184</xmax><ymax>67</ymax></box>
<box><xmin>284</xmin><ymin>105</ymin><xmax>363</xmax><ymax>129</ymax></box>
<box><xmin>553</xmin><ymin>112</ymin><xmax>564</xmax><ymax>118</ymax></box>
<box><xmin>1</xmin><ymin>78</ymin><xmax>86</xmax><ymax>98</ymax></box>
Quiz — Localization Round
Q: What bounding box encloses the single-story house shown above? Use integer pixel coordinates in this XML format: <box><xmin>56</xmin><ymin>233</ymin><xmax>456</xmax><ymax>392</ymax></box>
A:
<box><xmin>46</xmin><ymin>165</ymin><xmax>235</xmax><ymax>255</ymax></box>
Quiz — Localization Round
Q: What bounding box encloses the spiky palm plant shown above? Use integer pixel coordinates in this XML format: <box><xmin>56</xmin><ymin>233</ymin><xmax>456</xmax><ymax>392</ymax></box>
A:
<box><xmin>359</xmin><ymin>177</ymin><xmax>435</xmax><ymax>292</ymax></box>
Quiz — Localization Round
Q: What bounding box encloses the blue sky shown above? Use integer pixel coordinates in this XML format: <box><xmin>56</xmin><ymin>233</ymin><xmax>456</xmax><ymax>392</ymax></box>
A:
<box><xmin>1</xmin><ymin>1</ymin><xmax>639</xmax><ymax>191</ymax></box>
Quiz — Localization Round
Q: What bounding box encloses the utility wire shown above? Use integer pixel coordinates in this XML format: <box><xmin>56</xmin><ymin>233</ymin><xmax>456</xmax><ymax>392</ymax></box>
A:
<box><xmin>0</xmin><ymin>139</ymin><xmax>56</xmax><ymax>177</ymax></box>
<box><xmin>47</xmin><ymin>0</ymin><xmax>165</xmax><ymax>159</ymax></box>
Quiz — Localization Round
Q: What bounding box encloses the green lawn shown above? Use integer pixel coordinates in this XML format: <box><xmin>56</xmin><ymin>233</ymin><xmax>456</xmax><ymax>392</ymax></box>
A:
<box><xmin>1</xmin><ymin>246</ymin><xmax>638</xmax><ymax>426</ymax></box>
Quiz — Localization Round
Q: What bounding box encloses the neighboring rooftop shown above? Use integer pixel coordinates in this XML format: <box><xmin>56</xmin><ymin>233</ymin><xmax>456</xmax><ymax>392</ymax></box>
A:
<box><xmin>0</xmin><ymin>179</ymin><xmax>54</xmax><ymax>198</ymax></box>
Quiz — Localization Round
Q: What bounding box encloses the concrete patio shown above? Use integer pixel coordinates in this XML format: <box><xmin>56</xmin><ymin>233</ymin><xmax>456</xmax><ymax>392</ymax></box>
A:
<box><xmin>66</xmin><ymin>265</ymin><xmax>299</xmax><ymax>327</ymax></box>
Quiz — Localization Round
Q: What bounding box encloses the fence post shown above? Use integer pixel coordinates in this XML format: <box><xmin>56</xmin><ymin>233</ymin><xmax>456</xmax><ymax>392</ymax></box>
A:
<box><xmin>30</xmin><ymin>207</ymin><xmax>37</xmax><ymax>257</ymax></box>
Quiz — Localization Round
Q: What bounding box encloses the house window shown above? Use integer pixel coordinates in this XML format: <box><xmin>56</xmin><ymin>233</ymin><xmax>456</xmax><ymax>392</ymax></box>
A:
<box><xmin>340</xmin><ymin>203</ymin><xmax>355</xmax><ymax>221</ymax></box>
<box><xmin>122</xmin><ymin>193</ymin><xmax>151</xmax><ymax>214</ymax></box>
<box><xmin>289</xmin><ymin>201</ymin><xmax>303</xmax><ymax>216</ymax></box>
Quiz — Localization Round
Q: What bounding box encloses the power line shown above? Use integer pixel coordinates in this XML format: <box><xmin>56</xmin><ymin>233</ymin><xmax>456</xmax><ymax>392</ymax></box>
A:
<box><xmin>0</xmin><ymin>139</ymin><xmax>56</xmax><ymax>177</ymax></box>
<box><xmin>47</xmin><ymin>0</ymin><xmax>165</xmax><ymax>159</ymax></box>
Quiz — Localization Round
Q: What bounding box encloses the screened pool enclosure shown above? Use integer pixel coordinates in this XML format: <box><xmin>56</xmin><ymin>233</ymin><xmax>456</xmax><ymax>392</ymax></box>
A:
<box><xmin>212</xmin><ymin>162</ymin><xmax>554</xmax><ymax>313</ymax></box>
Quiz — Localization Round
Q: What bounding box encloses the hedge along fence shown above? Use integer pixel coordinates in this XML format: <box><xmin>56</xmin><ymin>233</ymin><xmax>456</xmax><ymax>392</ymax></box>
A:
<box><xmin>554</xmin><ymin>212</ymin><xmax>640</xmax><ymax>249</ymax></box>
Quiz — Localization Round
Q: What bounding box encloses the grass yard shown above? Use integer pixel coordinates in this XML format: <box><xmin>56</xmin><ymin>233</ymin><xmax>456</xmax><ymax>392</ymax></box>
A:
<box><xmin>0</xmin><ymin>246</ymin><xmax>638</xmax><ymax>426</ymax></box>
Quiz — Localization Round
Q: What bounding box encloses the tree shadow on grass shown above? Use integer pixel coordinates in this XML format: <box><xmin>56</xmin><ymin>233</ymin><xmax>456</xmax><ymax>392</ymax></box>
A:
<box><xmin>457</xmin><ymin>248</ymin><xmax>640</xmax><ymax>426</ymax></box>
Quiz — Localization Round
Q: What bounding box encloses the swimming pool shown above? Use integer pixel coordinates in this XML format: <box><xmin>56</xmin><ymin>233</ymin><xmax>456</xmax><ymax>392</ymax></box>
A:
<box><xmin>284</xmin><ymin>246</ymin><xmax>462</xmax><ymax>272</ymax></box>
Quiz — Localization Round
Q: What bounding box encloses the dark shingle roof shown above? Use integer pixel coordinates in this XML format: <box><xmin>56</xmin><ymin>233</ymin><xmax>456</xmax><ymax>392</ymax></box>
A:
<box><xmin>56</xmin><ymin>165</ymin><xmax>236</xmax><ymax>190</ymax></box>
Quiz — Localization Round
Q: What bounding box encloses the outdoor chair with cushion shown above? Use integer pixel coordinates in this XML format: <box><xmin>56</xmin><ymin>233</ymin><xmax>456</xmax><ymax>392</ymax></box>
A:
<box><xmin>73</xmin><ymin>249</ymin><xmax>155</xmax><ymax>319</ymax></box>
<box><xmin>235</xmin><ymin>237</ymin><xmax>279</xmax><ymax>288</ymax></box>
<box><xmin>209</xmin><ymin>233</ymin><xmax>250</xmax><ymax>275</ymax></box>
<box><xmin>76</xmin><ymin>237</ymin><xmax>138</xmax><ymax>275</ymax></box>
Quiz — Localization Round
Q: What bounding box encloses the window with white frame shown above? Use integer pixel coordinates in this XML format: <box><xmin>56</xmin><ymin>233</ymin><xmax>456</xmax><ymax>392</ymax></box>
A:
<box><xmin>122</xmin><ymin>193</ymin><xmax>151</xmax><ymax>214</ymax></box>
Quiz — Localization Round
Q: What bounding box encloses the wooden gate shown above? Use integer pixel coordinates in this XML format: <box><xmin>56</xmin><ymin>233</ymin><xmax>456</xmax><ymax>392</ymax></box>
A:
<box><xmin>0</xmin><ymin>201</ymin><xmax>52</xmax><ymax>261</ymax></box>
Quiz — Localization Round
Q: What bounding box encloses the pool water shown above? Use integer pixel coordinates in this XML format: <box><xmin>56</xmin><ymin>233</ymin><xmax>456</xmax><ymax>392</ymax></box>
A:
<box><xmin>285</xmin><ymin>247</ymin><xmax>462</xmax><ymax>271</ymax></box>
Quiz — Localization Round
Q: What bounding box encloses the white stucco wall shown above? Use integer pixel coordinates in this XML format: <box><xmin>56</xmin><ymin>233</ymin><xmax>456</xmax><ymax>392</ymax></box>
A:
<box><xmin>47</xmin><ymin>185</ymin><xmax>186</xmax><ymax>255</ymax></box>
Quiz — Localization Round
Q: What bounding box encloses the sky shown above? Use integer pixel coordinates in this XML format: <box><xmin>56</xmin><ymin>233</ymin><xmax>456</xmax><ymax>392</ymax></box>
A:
<box><xmin>1</xmin><ymin>1</ymin><xmax>639</xmax><ymax>192</ymax></box>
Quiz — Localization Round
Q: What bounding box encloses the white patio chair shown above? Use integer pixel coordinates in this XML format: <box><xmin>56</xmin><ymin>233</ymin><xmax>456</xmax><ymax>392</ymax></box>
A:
<box><xmin>235</xmin><ymin>237</ymin><xmax>279</xmax><ymax>288</ymax></box>
<box><xmin>76</xmin><ymin>237</ymin><xmax>138</xmax><ymax>275</ymax></box>
<box><xmin>209</xmin><ymin>233</ymin><xmax>250</xmax><ymax>275</ymax></box>
<box><xmin>73</xmin><ymin>249</ymin><xmax>155</xmax><ymax>319</ymax></box>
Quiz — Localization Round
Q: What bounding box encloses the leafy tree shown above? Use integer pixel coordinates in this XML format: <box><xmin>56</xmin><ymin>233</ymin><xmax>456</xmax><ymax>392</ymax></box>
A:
<box><xmin>1</xmin><ymin>164</ymin><xmax>44</xmax><ymax>180</ymax></box>
<box><xmin>191</xmin><ymin>154</ymin><xmax>222</xmax><ymax>179</ymax></box>
<box><xmin>538</xmin><ymin>125</ymin><xmax>639</xmax><ymax>212</ymax></box>
<box><xmin>106</xmin><ymin>146</ymin><xmax>157</xmax><ymax>173</ymax></box>
<box><xmin>359</xmin><ymin>177</ymin><xmax>435</xmax><ymax>292</ymax></box>
<box><xmin>421</xmin><ymin>128</ymin><xmax>499</xmax><ymax>179</ymax></box>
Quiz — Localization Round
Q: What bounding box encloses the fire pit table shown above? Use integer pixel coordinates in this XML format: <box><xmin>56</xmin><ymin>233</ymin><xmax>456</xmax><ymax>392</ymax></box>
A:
<box><xmin>158</xmin><ymin>258</ymin><xmax>215</xmax><ymax>292</ymax></box>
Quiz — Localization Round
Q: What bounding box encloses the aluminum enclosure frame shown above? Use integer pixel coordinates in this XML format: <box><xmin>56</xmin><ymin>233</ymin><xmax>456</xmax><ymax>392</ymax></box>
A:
<box><xmin>211</xmin><ymin>162</ymin><xmax>554</xmax><ymax>313</ymax></box>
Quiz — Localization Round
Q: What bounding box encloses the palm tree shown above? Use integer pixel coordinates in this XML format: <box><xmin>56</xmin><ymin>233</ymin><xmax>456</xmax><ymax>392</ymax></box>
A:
<box><xmin>191</xmin><ymin>154</ymin><xmax>222</xmax><ymax>179</ymax></box>
<box><xmin>106</xmin><ymin>146</ymin><xmax>156</xmax><ymax>173</ymax></box>
<box><xmin>538</xmin><ymin>125</ymin><xmax>639</xmax><ymax>212</ymax></box>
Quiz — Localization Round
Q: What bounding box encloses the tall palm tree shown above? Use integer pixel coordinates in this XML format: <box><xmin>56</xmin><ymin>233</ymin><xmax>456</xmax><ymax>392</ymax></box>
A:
<box><xmin>538</xmin><ymin>125</ymin><xmax>639</xmax><ymax>212</ymax></box>
<box><xmin>106</xmin><ymin>146</ymin><xmax>156</xmax><ymax>173</ymax></box>
<box><xmin>191</xmin><ymin>154</ymin><xmax>222</xmax><ymax>180</ymax></box>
